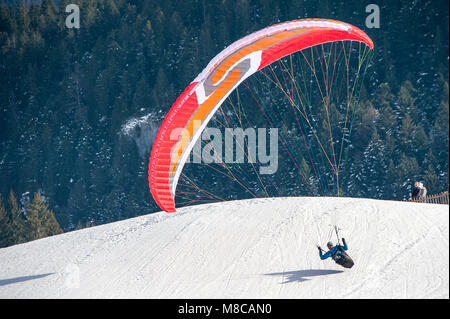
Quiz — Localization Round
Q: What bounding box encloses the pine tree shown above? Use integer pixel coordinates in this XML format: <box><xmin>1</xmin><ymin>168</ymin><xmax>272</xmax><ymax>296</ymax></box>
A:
<box><xmin>26</xmin><ymin>190</ymin><xmax>63</xmax><ymax>241</ymax></box>
<box><xmin>0</xmin><ymin>194</ymin><xmax>14</xmax><ymax>248</ymax></box>
<box><xmin>132</xmin><ymin>74</ymin><xmax>151</xmax><ymax>114</ymax></box>
<box><xmin>25</xmin><ymin>191</ymin><xmax>44</xmax><ymax>240</ymax></box>
<box><xmin>346</xmin><ymin>156</ymin><xmax>364</xmax><ymax>198</ymax></box>
<box><xmin>397</xmin><ymin>154</ymin><xmax>421</xmax><ymax>199</ymax></box>
<box><xmin>17</xmin><ymin>1</ymin><xmax>30</xmax><ymax>33</ymax></box>
<box><xmin>377</xmin><ymin>103</ymin><xmax>396</xmax><ymax>139</ymax></box>
<box><xmin>360</xmin><ymin>130</ymin><xmax>388</xmax><ymax>198</ymax></box>
<box><xmin>424</xmin><ymin>164</ymin><xmax>439</xmax><ymax>195</ymax></box>
<box><xmin>351</xmin><ymin>100</ymin><xmax>377</xmax><ymax>153</ymax></box>
<box><xmin>397</xmin><ymin>80</ymin><xmax>419</xmax><ymax>124</ymax></box>
<box><xmin>384</xmin><ymin>159</ymin><xmax>400</xmax><ymax>200</ymax></box>
<box><xmin>398</xmin><ymin>113</ymin><xmax>414</xmax><ymax>154</ymax></box>
<box><xmin>7</xmin><ymin>190</ymin><xmax>27</xmax><ymax>244</ymax></box>
<box><xmin>153</xmin><ymin>67</ymin><xmax>172</xmax><ymax>109</ymax></box>
<box><xmin>431</xmin><ymin>80</ymin><xmax>449</xmax><ymax>189</ymax></box>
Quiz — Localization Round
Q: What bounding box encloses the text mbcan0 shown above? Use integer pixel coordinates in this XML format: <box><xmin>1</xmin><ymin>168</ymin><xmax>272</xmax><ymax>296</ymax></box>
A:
<box><xmin>223</xmin><ymin>303</ymin><xmax>272</xmax><ymax>314</ymax></box>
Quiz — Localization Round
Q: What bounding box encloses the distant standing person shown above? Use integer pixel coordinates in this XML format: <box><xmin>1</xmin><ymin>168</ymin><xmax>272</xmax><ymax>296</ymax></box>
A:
<box><xmin>409</xmin><ymin>181</ymin><xmax>427</xmax><ymax>201</ymax></box>
<box><xmin>418</xmin><ymin>182</ymin><xmax>427</xmax><ymax>199</ymax></box>
<box><xmin>409</xmin><ymin>181</ymin><xmax>421</xmax><ymax>201</ymax></box>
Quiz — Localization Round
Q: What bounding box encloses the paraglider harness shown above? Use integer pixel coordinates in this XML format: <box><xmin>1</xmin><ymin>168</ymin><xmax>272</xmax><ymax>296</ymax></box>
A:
<box><xmin>331</xmin><ymin>246</ymin><xmax>353</xmax><ymax>268</ymax></box>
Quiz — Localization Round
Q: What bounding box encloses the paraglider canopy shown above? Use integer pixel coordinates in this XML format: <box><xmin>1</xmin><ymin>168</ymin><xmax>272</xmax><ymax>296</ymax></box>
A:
<box><xmin>148</xmin><ymin>19</ymin><xmax>374</xmax><ymax>212</ymax></box>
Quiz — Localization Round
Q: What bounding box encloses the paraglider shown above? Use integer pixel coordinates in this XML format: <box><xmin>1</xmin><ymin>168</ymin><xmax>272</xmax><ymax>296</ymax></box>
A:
<box><xmin>317</xmin><ymin>226</ymin><xmax>354</xmax><ymax>268</ymax></box>
<box><xmin>318</xmin><ymin>238</ymin><xmax>354</xmax><ymax>268</ymax></box>
<box><xmin>148</xmin><ymin>19</ymin><xmax>374</xmax><ymax>213</ymax></box>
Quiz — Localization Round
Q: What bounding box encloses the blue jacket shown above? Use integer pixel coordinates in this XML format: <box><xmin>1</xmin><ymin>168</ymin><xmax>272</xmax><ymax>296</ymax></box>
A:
<box><xmin>320</xmin><ymin>241</ymin><xmax>348</xmax><ymax>261</ymax></box>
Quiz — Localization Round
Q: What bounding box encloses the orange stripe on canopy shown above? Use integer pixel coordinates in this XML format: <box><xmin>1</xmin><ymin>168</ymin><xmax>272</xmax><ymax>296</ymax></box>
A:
<box><xmin>211</xmin><ymin>29</ymin><xmax>311</xmax><ymax>85</ymax></box>
<box><xmin>170</xmin><ymin>69</ymin><xmax>242</xmax><ymax>174</ymax></box>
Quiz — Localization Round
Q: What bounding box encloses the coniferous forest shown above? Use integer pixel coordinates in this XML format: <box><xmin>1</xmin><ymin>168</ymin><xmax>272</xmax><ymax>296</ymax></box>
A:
<box><xmin>0</xmin><ymin>0</ymin><xmax>448</xmax><ymax>245</ymax></box>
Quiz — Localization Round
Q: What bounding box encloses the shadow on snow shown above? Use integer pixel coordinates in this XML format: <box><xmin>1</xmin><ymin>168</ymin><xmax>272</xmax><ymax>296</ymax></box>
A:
<box><xmin>265</xmin><ymin>269</ymin><xmax>343</xmax><ymax>283</ymax></box>
<box><xmin>0</xmin><ymin>273</ymin><xmax>54</xmax><ymax>287</ymax></box>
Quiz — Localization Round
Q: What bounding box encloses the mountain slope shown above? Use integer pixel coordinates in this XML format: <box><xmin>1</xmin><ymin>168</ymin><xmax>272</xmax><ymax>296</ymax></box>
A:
<box><xmin>0</xmin><ymin>197</ymin><xmax>448</xmax><ymax>298</ymax></box>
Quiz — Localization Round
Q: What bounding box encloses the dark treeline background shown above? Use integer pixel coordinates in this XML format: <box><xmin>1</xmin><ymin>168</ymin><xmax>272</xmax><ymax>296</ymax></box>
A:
<box><xmin>0</xmin><ymin>189</ymin><xmax>62</xmax><ymax>247</ymax></box>
<box><xmin>0</xmin><ymin>0</ymin><xmax>448</xmax><ymax>233</ymax></box>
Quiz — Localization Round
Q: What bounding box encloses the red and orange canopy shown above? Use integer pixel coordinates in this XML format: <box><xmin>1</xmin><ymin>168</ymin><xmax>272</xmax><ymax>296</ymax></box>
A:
<box><xmin>149</xmin><ymin>19</ymin><xmax>374</xmax><ymax>212</ymax></box>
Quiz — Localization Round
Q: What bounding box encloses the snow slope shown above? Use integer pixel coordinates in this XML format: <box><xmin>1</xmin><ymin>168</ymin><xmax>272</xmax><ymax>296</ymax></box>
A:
<box><xmin>0</xmin><ymin>197</ymin><xmax>448</xmax><ymax>298</ymax></box>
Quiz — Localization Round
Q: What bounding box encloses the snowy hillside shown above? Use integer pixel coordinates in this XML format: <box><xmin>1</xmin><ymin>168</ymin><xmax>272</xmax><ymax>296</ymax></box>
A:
<box><xmin>0</xmin><ymin>197</ymin><xmax>448</xmax><ymax>298</ymax></box>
